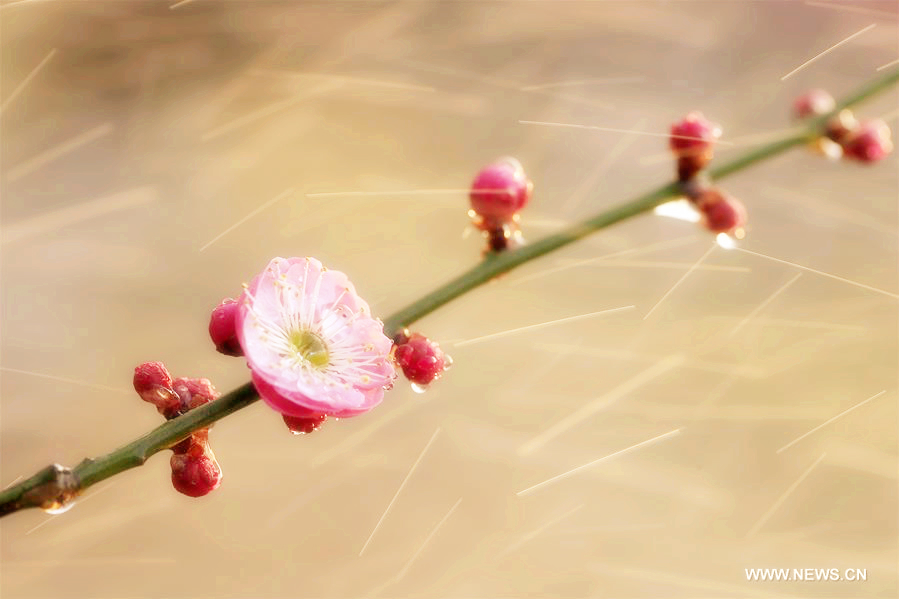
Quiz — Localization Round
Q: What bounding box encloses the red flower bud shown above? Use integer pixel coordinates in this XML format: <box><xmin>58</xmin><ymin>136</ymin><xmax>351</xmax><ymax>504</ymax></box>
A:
<box><xmin>670</xmin><ymin>112</ymin><xmax>721</xmax><ymax>180</ymax></box>
<box><xmin>469</xmin><ymin>157</ymin><xmax>532</xmax><ymax>227</ymax></box>
<box><xmin>133</xmin><ymin>362</ymin><xmax>181</xmax><ymax>417</ymax></box>
<box><xmin>173</xmin><ymin>377</ymin><xmax>220</xmax><ymax>411</ymax></box>
<box><xmin>394</xmin><ymin>333</ymin><xmax>447</xmax><ymax>387</ymax></box>
<box><xmin>842</xmin><ymin>119</ymin><xmax>893</xmax><ymax>163</ymax></box>
<box><xmin>693</xmin><ymin>188</ymin><xmax>747</xmax><ymax>235</ymax></box>
<box><xmin>209</xmin><ymin>298</ymin><xmax>242</xmax><ymax>357</ymax></box>
<box><xmin>670</xmin><ymin>112</ymin><xmax>721</xmax><ymax>155</ymax></box>
<box><xmin>170</xmin><ymin>447</ymin><xmax>222</xmax><ymax>498</ymax></box>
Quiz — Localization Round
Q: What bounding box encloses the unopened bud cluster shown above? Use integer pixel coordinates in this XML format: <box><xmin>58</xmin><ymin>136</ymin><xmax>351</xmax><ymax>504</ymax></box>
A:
<box><xmin>794</xmin><ymin>89</ymin><xmax>893</xmax><ymax>163</ymax></box>
<box><xmin>668</xmin><ymin>113</ymin><xmax>746</xmax><ymax>238</ymax></box>
<box><xmin>468</xmin><ymin>157</ymin><xmax>532</xmax><ymax>255</ymax></box>
<box><xmin>133</xmin><ymin>362</ymin><xmax>222</xmax><ymax>497</ymax></box>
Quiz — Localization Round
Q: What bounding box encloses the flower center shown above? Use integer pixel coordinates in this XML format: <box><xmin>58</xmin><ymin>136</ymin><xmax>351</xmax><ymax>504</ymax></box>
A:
<box><xmin>288</xmin><ymin>329</ymin><xmax>329</xmax><ymax>369</ymax></box>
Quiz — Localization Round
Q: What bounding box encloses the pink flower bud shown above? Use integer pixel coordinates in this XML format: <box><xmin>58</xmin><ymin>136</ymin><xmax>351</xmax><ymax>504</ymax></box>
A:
<box><xmin>842</xmin><ymin>119</ymin><xmax>893</xmax><ymax>163</ymax></box>
<box><xmin>669</xmin><ymin>112</ymin><xmax>721</xmax><ymax>156</ymax></box>
<box><xmin>394</xmin><ymin>333</ymin><xmax>446</xmax><ymax>386</ymax></box>
<box><xmin>282</xmin><ymin>413</ymin><xmax>327</xmax><ymax>435</ymax></box>
<box><xmin>693</xmin><ymin>188</ymin><xmax>747</xmax><ymax>235</ymax></box>
<box><xmin>133</xmin><ymin>361</ymin><xmax>181</xmax><ymax>417</ymax></box>
<box><xmin>209</xmin><ymin>298</ymin><xmax>243</xmax><ymax>357</ymax></box>
<box><xmin>793</xmin><ymin>89</ymin><xmax>835</xmax><ymax>120</ymax></box>
<box><xmin>170</xmin><ymin>447</ymin><xmax>222</xmax><ymax>498</ymax></box>
<box><xmin>469</xmin><ymin>157</ymin><xmax>532</xmax><ymax>227</ymax></box>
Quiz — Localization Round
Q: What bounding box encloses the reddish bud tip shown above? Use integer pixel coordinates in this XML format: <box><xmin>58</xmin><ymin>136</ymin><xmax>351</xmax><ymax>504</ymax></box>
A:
<box><xmin>133</xmin><ymin>362</ymin><xmax>181</xmax><ymax>417</ymax></box>
<box><xmin>173</xmin><ymin>377</ymin><xmax>220</xmax><ymax>411</ymax></box>
<box><xmin>669</xmin><ymin>112</ymin><xmax>721</xmax><ymax>157</ymax></box>
<box><xmin>842</xmin><ymin>119</ymin><xmax>893</xmax><ymax>163</ymax></box>
<box><xmin>209</xmin><ymin>298</ymin><xmax>243</xmax><ymax>357</ymax></box>
<box><xmin>133</xmin><ymin>361</ymin><xmax>173</xmax><ymax>393</ymax></box>
<box><xmin>170</xmin><ymin>449</ymin><xmax>222</xmax><ymax>498</ymax></box>
<box><xmin>282</xmin><ymin>413</ymin><xmax>327</xmax><ymax>435</ymax></box>
<box><xmin>793</xmin><ymin>89</ymin><xmax>835</xmax><ymax>120</ymax></box>
<box><xmin>469</xmin><ymin>157</ymin><xmax>532</xmax><ymax>226</ymax></box>
<box><xmin>694</xmin><ymin>188</ymin><xmax>747</xmax><ymax>235</ymax></box>
<box><xmin>394</xmin><ymin>333</ymin><xmax>446</xmax><ymax>386</ymax></box>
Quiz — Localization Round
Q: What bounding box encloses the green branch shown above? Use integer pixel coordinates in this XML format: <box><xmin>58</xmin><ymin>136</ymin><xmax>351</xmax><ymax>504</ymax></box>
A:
<box><xmin>2</xmin><ymin>67</ymin><xmax>896</xmax><ymax>518</ymax></box>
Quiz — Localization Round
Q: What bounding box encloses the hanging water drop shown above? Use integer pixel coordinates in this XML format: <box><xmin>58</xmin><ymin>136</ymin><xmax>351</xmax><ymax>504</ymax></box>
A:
<box><xmin>43</xmin><ymin>499</ymin><xmax>76</xmax><ymax>515</ymax></box>
<box><xmin>442</xmin><ymin>354</ymin><xmax>454</xmax><ymax>371</ymax></box>
<box><xmin>410</xmin><ymin>382</ymin><xmax>429</xmax><ymax>394</ymax></box>
<box><xmin>715</xmin><ymin>232</ymin><xmax>738</xmax><ymax>249</ymax></box>
<box><xmin>654</xmin><ymin>199</ymin><xmax>702</xmax><ymax>223</ymax></box>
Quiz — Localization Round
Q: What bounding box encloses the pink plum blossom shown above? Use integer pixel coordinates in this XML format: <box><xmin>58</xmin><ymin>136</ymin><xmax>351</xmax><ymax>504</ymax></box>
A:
<box><xmin>236</xmin><ymin>257</ymin><xmax>396</xmax><ymax>420</ymax></box>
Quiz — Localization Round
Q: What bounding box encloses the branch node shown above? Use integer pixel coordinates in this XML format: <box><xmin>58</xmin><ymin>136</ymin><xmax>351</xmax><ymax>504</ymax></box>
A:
<box><xmin>22</xmin><ymin>463</ymin><xmax>81</xmax><ymax>513</ymax></box>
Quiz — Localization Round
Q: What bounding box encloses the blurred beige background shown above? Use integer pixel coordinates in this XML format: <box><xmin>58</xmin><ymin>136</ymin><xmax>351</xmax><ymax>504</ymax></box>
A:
<box><xmin>1</xmin><ymin>1</ymin><xmax>897</xmax><ymax>598</ymax></box>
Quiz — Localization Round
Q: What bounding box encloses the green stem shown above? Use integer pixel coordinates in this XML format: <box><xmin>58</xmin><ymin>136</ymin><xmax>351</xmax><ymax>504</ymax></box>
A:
<box><xmin>1</xmin><ymin>68</ymin><xmax>896</xmax><ymax>518</ymax></box>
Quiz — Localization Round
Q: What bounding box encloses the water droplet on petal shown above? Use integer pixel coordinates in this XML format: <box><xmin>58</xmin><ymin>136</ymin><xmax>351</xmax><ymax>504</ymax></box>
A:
<box><xmin>410</xmin><ymin>382</ymin><xmax>429</xmax><ymax>394</ymax></box>
<box><xmin>442</xmin><ymin>354</ymin><xmax>454</xmax><ymax>371</ymax></box>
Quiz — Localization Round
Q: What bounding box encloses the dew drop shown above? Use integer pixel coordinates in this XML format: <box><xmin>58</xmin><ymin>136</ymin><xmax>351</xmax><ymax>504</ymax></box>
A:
<box><xmin>442</xmin><ymin>354</ymin><xmax>454</xmax><ymax>371</ymax></box>
<box><xmin>654</xmin><ymin>199</ymin><xmax>702</xmax><ymax>223</ymax></box>
<box><xmin>715</xmin><ymin>232</ymin><xmax>738</xmax><ymax>249</ymax></box>
<box><xmin>43</xmin><ymin>500</ymin><xmax>76</xmax><ymax>515</ymax></box>
<box><xmin>410</xmin><ymin>382</ymin><xmax>429</xmax><ymax>394</ymax></box>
